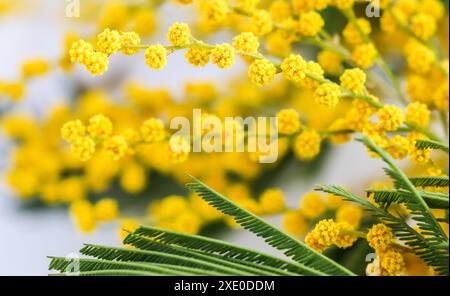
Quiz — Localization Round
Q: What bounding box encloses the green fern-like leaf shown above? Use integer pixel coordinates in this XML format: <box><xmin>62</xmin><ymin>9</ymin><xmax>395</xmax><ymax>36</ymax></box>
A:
<box><xmin>409</xmin><ymin>176</ymin><xmax>449</xmax><ymax>188</ymax></box>
<box><xmin>316</xmin><ymin>184</ymin><xmax>449</xmax><ymax>275</ymax></box>
<box><xmin>48</xmin><ymin>257</ymin><xmax>190</xmax><ymax>275</ymax></box>
<box><xmin>126</xmin><ymin>233</ymin><xmax>290</xmax><ymax>275</ymax></box>
<box><xmin>80</xmin><ymin>243</ymin><xmax>263</xmax><ymax>275</ymax></box>
<box><xmin>358</xmin><ymin>137</ymin><xmax>447</xmax><ymax>241</ymax></box>
<box><xmin>185</xmin><ymin>175</ymin><xmax>355</xmax><ymax>276</ymax></box>
<box><xmin>415</xmin><ymin>139</ymin><xmax>449</xmax><ymax>153</ymax></box>
<box><xmin>130</xmin><ymin>226</ymin><xmax>311</xmax><ymax>275</ymax></box>
<box><xmin>367</xmin><ymin>189</ymin><xmax>449</xmax><ymax>209</ymax></box>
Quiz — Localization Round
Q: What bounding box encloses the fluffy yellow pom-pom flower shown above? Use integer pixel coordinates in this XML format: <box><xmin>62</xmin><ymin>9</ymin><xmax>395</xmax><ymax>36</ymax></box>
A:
<box><xmin>71</xmin><ymin>136</ymin><xmax>96</xmax><ymax>162</ymax></box>
<box><xmin>167</xmin><ymin>22</ymin><xmax>191</xmax><ymax>47</ymax></box>
<box><xmin>343</xmin><ymin>18</ymin><xmax>371</xmax><ymax>46</ymax></box>
<box><xmin>352</xmin><ymin>43</ymin><xmax>377</xmax><ymax>69</ymax></box>
<box><xmin>211</xmin><ymin>43</ymin><xmax>235</xmax><ymax>69</ymax></box>
<box><xmin>102</xmin><ymin>135</ymin><xmax>128</xmax><ymax>160</ymax></box>
<box><xmin>259</xmin><ymin>188</ymin><xmax>285</xmax><ymax>214</ymax></box>
<box><xmin>276</xmin><ymin>109</ymin><xmax>301</xmax><ymax>135</ymax></box>
<box><xmin>367</xmin><ymin>223</ymin><xmax>394</xmax><ymax>252</ymax></box>
<box><xmin>233</xmin><ymin>32</ymin><xmax>260</xmax><ymax>53</ymax></box>
<box><xmin>140</xmin><ymin>118</ymin><xmax>166</xmax><ymax>143</ymax></box>
<box><xmin>70</xmin><ymin>200</ymin><xmax>96</xmax><ymax>233</ymax></box>
<box><xmin>318</xmin><ymin>50</ymin><xmax>342</xmax><ymax>74</ymax></box>
<box><xmin>96</xmin><ymin>28</ymin><xmax>122</xmax><ymax>55</ymax></box>
<box><xmin>95</xmin><ymin>198</ymin><xmax>119</xmax><ymax>221</ymax></box>
<box><xmin>411</xmin><ymin>13</ymin><xmax>436</xmax><ymax>40</ymax></box>
<box><xmin>380</xmin><ymin>249</ymin><xmax>406</xmax><ymax>276</ymax></box>
<box><xmin>405</xmin><ymin>102</ymin><xmax>430</xmax><ymax>128</ymax></box>
<box><xmin>340</xmin><ymin>68</ymin><xmax>366</xmax><ymax>94</ymax></box>
<box><xmin>300</xmin><ymin>192</ymin><xmax>326</xmax><ymax>219</ymax></box>
<box><xmin>282</xmin><ymin>211</ymin><xmax>307</xmax><ymax>236</ymax></box>
<box><xmin>298</xmin><ymin>61</ymin><xmax>324</xmax><ymax>88</ymax></box>
<box><xmin>201</xmin><ymin>0</ymin><xmax>228</xmax><ymax>23</ymax></box>
<box><xmin>305</xmin><ymin>219</ymin><xmax>339</xmax><ymax>253</ymax></box>
<box><xmin>294</xmin><ymin>130</ymin><xmax>322</xmax><ymax>160</ymax></box>
<box><xmin>295</xmin><ymin>11</ymin><xmax>324</xmax><ymax>37</ymax></box>
<box><xmin>185</xmin><ymin>47</ymin><xmax>210</xmax><ymax>67</ymax></box>
<box><xmin>61</xmin><ymin>120</ymin><xmax>86</xmax><ymax>143</ymax></box>
<box><xmin>145</xmin><ymin>44</ymin><xmax>167</xmax><ymax>69</ymax></box>
<box><xmin>21</xmin><ymin>59</ymin><xmax>50</xmax><ymax>78</ymax></box>
<box><xmin>251</xmin><ymin>9</ymin><xmax>273</xmax><ymax>36</ymax></box>
<box><xmin>87</xmin><ymin>114</ymin><xmax>113</xmax><ymax>138</ymax></box>
<box><xmin>314</xmin><ymin>82</ymin><xmax>340</xmax><ymax>108</ymax></box>
<box><xmin>281</xmin><ymin>54</ymin><xmax>307</xmax><ymax>83</ymax></box>
<box><xmin>70</xmin><ymin>40</ymin><xmax>94</xmax><ymax>65</ymax></box>
<box><xmin>248</xmin><ymin>59</ymin><xmax>276</xmax><ymax>86</ymax></box>
<box><xmin>378</xmin><ymin>105</ymin><xmax>404</xmax><ymax>131</ymax></box>
<box><xmin>120</xmin><ymin>31</ymin><xmax>141</xmax><ymax>56</ymax></box>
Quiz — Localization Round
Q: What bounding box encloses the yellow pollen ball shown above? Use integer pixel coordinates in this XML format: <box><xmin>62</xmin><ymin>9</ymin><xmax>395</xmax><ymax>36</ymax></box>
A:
<box><xmin>295</xmin><ymin>11</ymin><xmax>324</xmax><ymax>37</ymax></box>
<box><xmin>411</xmin><ymin>13</ymin><xmax>436</xmax><ymax>40</ymax></box>
<box><xmin>340</xmin><ymin>68</ymin><xmax>366</xmax><ymax>94</ymax></box>
<box><xmin>380</xmin><ymin>249</ymin><xmax>406</xmax><ymax>276</ymax></box>
<box><xmin>95</xmin><ymin>198</ymin><xmax>119</xmax><ymax>221</ymax></box>
<box><xmin>71</xmin><ymin>136</ymin><xmax>96</xmax><ymax>162</ymax></box>
<box><xmin>145</xmin><ymin>44</ymin><xmax>167</xmax><ymax>69</ymax></box>
<box><xmin>405</xmin><ymin>102</ymin><xmax>430</xmax><ymax>128</ymax></box>
<box><xmin>167</xmin><ymin>22</ymin><xmax>191</xmax><ymax>47</ymax></box>
<box><xmin>120</xmin><ymin>31</ymin><xmax>141</xmax><ymax>56</ymax></box>
<box><xmin>233</xmin><ymin>32</ymin><xmax>260</xmax><ymax>53</ymax></box>
<box><xmin>343</xmin><ymin>18</ymin><xmax>371</xmax><ymax>45</ymax></box>
<box><xmin>251</xmin><ymin>10</ymin><xmax>273</xmax><ymax>36</ymax></box>
<box><xmin>140</xmin><ymin>118</ymin><xmax>166</xmax><ymax>143</ymax></box>
<box><xmin>281</xmin><ymin>54</ymin><xmax>306</xmax><ymax>83</ymax></box>
<box><xmin>259</xmin><ymin>188</ymin><xmax>285</xmax><ymax>214</ymax></box>
<box><xmin>378</xmin><ymin>105</ymin><xmax>404</xmax><ymax>131</ymax></box>
<box><xmin>102</xmin><ymin>136</ymin><xmax>128</xmax><ymax>161</ymax></box>
<box><xmin>314</xmin><ymin>82</ymin><xmax>340</xmax><ymax>108</ymax></box>
<box><xmin>185</xmin><ymin>47</ymin><xmax>210</xmax><ymax>67</ymax></box>
<box><xmin>96</xmin><ymin>28</ymin><xmax>122</xmax><ymax>55</ymax></box>
<box><xmin>211</xmin><ymin>44</ymin><xmax>235</xmax><ymax>69</ymax></box>
<box><xmin>294</xmin><ymin>130</ymin><xmax>322</xmax><ymax>161</ymax></box>
<box><xmin>276</xmin><ymin>109</ymin><xmax>301</xmax><ymax>135</ymax></box>
<box><xmin>367</xmin><ymin>223</ymin><xmax>394</xmax><ymax>252</ymax></box>
<box><xmin>305</xmin><ymin>219</ymin><xmax>339</xmax><ymax>253</ymax></box>
<box><xmin>61</xmin><ymin>120</ymin><xmax>86</xmax><ymax>143</ymax></box>
<box><xmin>352</xmin><ymin>43</ymin><xmax>377</xmax><ymax>69</ymax></box>
<box><xmin>300</xmin><ymin>192</ymin><xmax>326</xmax><ymax>219</ymax></box>
<box><xmin>87</xmin><ymin>114</ymin><xmax>113</xmax><ymax>138</ymax></box>
<box><xmin>248</xmin><ymin>59</ymin><xmax>276</xmax><ymax>86</ymax></box>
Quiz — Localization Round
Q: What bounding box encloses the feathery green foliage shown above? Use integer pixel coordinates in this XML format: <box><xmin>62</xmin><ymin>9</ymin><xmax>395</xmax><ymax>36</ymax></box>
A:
<box><xmin>408</xmin><ymin>176</ymin><xmax>449</xmax><ymax>188</ymax></box>
<box><xmin>415</xmin><ymin>139</ymin><xmax>449</xmax><ymax>154</ymax></box>
<box><xmin>185</xmin><ymin>176</ymin><xmax>355</xmax><ymax>276</ymax></box>
<box><xmin>316</xmin><ymin>136</ymin><xmax>449</xmax><ymax>275</ymax></box>
<box><xmin>49</xmin><ymin>178</ymin><xmax>354</xmax><ymax>276</ymax></box>
<box><xmin>367</xmin><ymin>189</ymin><xmax>449</xmax><ymax>209</ymax></box>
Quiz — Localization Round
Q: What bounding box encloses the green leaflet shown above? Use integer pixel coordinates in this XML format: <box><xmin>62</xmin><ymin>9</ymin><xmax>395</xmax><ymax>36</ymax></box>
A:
<box><xmin>185</xmin><ymin>175</ymin><xmax>355</xmax><ymax>276</ymax></box>
<box><xmin>415</xmin><ymin>139</ymin><xmax>449</xmax><ymax>154</ymax></box>
<box><xmin>367</xmin><ymin>188</ymin><xmax>449</xmax><ymax>209</ymax></box>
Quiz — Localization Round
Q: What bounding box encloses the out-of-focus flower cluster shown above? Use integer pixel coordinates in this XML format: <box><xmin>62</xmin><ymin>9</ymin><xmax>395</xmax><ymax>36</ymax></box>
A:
<box><xmin>1</xmin><ymin>0</ymin><xmax>448</xmax><ymax>276</ymax></box>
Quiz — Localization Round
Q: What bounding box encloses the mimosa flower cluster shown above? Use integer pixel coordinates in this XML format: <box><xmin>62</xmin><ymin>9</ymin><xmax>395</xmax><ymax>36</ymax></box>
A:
<box><xmin>1</xmin><ymin>0</ymin><xmax>448</xmax><ymax>276</ymax></box>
